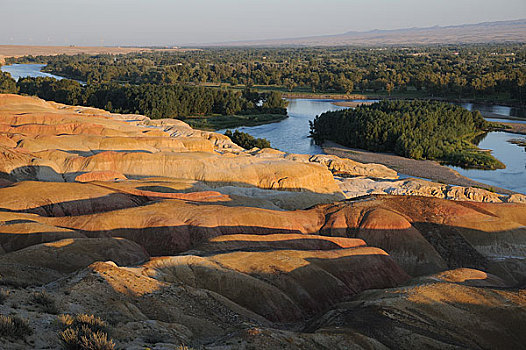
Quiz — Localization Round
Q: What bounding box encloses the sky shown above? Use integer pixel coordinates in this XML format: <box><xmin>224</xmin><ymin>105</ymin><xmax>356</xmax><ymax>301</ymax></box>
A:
<box><xmin>0</xmin><ymin>0</ymin><xmax>525</xmax><ymax>46</ymax></box>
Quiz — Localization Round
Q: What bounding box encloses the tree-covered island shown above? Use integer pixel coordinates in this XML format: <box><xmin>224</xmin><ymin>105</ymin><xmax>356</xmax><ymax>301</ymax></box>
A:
<box><xmin>310</xmin><ymin>100</ymin><xmax>505</xmax><ymax>169</ymax></box>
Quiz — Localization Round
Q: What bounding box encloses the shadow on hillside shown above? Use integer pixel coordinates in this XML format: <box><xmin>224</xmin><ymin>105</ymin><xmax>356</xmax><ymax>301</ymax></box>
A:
<box><xmin>143</xmin><ymin>251</ymin><xmax>409</xmax><ymax>324</ymax></box>
<box><xmin>0</xmin><ymin>193</ymin><xmax>524</xmax><ymax>286</ymax></box>
<box><xmin>0</xmin><ymin>219</ymin><xmax>523</xmax><ymax>343</ymax></box>
<box><xmin>302</xmin><ymin>285</ymin><xmax>526</xmax><ymax>349</ymax></box>
<box><xmin>0</xmin><ymin>193</ymin><xmax>150</xmax><ymax>217</ymax></box>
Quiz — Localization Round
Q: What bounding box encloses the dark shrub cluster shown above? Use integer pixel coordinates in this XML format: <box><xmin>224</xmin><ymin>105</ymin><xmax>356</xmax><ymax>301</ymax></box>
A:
<box><xmin>0</xmin><ymin>314</ymin><xmax>32</xmax><ymax>339</ymax></box>
<box><xmin>31</xmin><ymin>290</ymin><xmax>59</xmax><ymax>314</ymax></box>
<box><xmin>0</xmin><ymin>289</ymin><xmax>9</xmax><ymax>304</ymax></box>
<box><xmin>224</xmin><ymin>129</ymin><xmax>271</xmax><ymax>149</ymax></box>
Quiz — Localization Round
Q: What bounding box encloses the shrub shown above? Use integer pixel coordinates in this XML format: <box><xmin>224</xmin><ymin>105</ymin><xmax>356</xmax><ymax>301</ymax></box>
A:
<box><xmin>224</xmin><ymin>129</ymin><xmax>271</xmax><ymax>149</ymax></box>
<box><xmin>0</xmin><ymin>314</ymin><xmax>32</xmax><ymax>339</ymax></box>
<box><xmin>58</xmin><ymin>314</ymin><xmax>114</xmax><ymax>350</ymax></box>
<box><xmin>59</xmin><ymin>326</ymin><xmax>115</xmax><ymax>350</ymax></box>
<box><xmin>31</xmin><ymin>291</ymin><xmax>59</xmax><ymax>314</ymax></box>
<box><xmin>0</xmin><ymin>289</ymin><xmax>9</xmax><ymax>304</ymax></box>
<box><xmin>58</xmin><ymin>314</ymin><xmax>109</xmax><ymax>334</ymax></box>
<box><xmin>0</xmin><ymin>72</ymin><xmax>18</xmax><ymax>94</ymax></box>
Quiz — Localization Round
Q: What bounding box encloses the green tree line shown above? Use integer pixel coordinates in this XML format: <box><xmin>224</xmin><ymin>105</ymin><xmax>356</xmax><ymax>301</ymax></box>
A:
<box><xmin>13</xmin><ymin>76</ymin><xmax>286</xmax><ymax>118</ymax></box>
<box><xmin>11</xmin><ymin>45</ymin><xmax>525</xmax><ymax>104</ymax></box>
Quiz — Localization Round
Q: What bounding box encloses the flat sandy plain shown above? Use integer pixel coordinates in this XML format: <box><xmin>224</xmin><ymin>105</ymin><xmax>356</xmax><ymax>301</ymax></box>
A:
<box><xmin>0</xmin><ymin>45</ymin><xmax>194</xmax><ymax>63</ymax></box>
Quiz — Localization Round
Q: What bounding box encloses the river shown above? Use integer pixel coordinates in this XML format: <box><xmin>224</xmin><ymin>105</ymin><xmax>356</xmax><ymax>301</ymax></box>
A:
<box><xmin>219</xmin><ymin>99</ymin><xmax>354</xmax><ymax>155</ymax></box>
<box><xmin>2</xmin><ymin>64</ymin><xmax>525</xmax><ymax>193</ymax></box>
<box><xmin>1</xmin><ymin>63</ymin><xmax>70</xmax><ymax>81</ymax></box>
<box><xmin>229</xmin><ymin>99</ymin><xmax>526</xmax><ymax>194</ymax></box>
<box><xmin>449</xmin><ymin>132</ymin><xmax>525</xmax><ymax>193</ymax></box>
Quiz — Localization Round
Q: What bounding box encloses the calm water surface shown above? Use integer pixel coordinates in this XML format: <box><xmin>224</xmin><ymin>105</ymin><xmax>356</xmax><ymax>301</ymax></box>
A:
<box><xmin>459</xmin><ymin>102</ymin><xmax>526</xmax><ymax>119</ymax></box>
<box><xmin>219</xmin><ymin>99</ymin><xmax>355</xmax><ymax>155</ymax></box>
<box><xmin>2</xmin><ymin>64</ymin><xmax>525</xmax><ymax>193</ymax></box>
<box><xmin>450</xmin><ymin>132</ymin><xmax>525</xmax><ymax>193</ymax></box>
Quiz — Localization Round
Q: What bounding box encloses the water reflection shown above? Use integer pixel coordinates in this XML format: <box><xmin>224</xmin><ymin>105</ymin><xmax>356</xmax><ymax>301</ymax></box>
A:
<box><xmin>458</xmin><ymin>102</ymin><xmax>526</xmax><ymax>119</ymax></box>
<box><xmin>471</xmin><ymin>132</ymin><xmax>489</xmax><ymax>146</ymax></box>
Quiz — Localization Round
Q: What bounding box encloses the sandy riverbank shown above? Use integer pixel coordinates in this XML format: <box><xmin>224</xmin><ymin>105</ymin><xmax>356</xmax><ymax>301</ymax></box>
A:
<box><xmin>282</xmin><ymin>92</ymin><xmax>525</xmax><ymax>109</ymax></box>
<box><xmin>332</xmin><ymin>101</ymin><xmax>374</xmax><ymax>108</ymax></box>
<box><xmin>282</xmin><ymin>92</ymin><xmax>370</xmax><ymax>100</ymax></box>
<box><xmin>323</xmin><ymin>140</ymin><xmax>515</xmax><ymax>195</ymax></box>
<box><xmin>500</xmin><ymin>122</ymin><xmax>526</xmax><ymax>135</ymax></box>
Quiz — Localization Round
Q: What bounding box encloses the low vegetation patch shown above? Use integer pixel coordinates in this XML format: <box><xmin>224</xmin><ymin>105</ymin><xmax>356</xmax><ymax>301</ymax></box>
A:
<box><xmin>58</xmin><ymin>314</ymin><xmax>115</xmax><ymax>350</ymax></box>
<box><xmin>59</xmin><ymin>327</ymin><xmax>115</xmax><ymax>350</ymax></box>
<box><xmin>310</xmin><ymin>100</ymin><xmax>505</xmax><ymax>169</ymax></box>
<box><xmin>0</xmin><ymin>289</ymin><xmax>9</xmax><ymax>304</ymax></box>
<box><xmin>183</xmin><ymin>113</ymin><xmax>287</xmax><ymax>131</ymax></box>
<box><xmin>224</xmin><ymin>129</ymin><xmax>271</xmax><ymax>149</ymax></box>
<box><xmin>58</xmin><ymin>314</ymin><xmax>109</xmax><ymax>334</ymax></box>
<box><xmin>31</xmin><ymin>290</ymin><xmax>59</xmax><ymax>314</ymax></box>
<box><xmin>0</xmin><ymin>314</ymin><xmax>32</xmax><ymax>339</ymax></box>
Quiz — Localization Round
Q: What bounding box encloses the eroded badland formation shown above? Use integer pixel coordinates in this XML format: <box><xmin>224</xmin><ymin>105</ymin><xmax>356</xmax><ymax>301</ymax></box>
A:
<box><xmin>0</xmin><ymin>94</ymin><xmax>525</xmax><ymax>349</ymax></box>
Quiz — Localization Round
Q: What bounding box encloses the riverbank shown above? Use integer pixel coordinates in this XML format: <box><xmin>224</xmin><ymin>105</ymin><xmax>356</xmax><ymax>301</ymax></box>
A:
<box><xmin>323</xmin><ymin>140</ymin><xmax>515</xmax><ymax>195</ymax></box>
<box><xmin>332</xmin><ymin>101</ymin><xmax>374</xmax><ymax>108</ymax></box>
<box><xmin>281</xmin><ymin>90</ymin><xmax>525</xmax><ymax>108</ymax></box>
<box><xmin>282</xmin><ymin>92</ymin><xmax>371</xmax><ymax>100</ymax></box>
<box><xmin>500</xmin><ymin>122</ymin><xmax>526</xmax><ymax>135</ymax></box>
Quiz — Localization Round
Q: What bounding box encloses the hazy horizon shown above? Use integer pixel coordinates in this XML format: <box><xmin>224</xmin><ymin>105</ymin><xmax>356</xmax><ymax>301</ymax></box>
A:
<box><xmin>1</xmin><ymin>0</ymin><xmax>525</xmax><ymax>46</ymax></box>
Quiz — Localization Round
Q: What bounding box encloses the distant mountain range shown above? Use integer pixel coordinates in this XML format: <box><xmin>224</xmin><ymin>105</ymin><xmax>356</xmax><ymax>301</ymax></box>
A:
<box><xmin>201</xmin><ymin>19</ymin><xmax>526</xmax><ymax>47</ymax></box>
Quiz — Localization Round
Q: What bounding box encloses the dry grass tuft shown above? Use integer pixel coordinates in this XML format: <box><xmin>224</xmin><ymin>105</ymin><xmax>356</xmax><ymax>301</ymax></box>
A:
<box><xmin>0</xmin><ymin>314</ymin><xmax>32</xmax><ymax>339</ymax></box>
<box><xmin>0</xmin><ymin>289</ymin><xmax>9</xmax><ymax>304</ymax></box>
<box><xmin>31</xmin><ymin>290</ymin><xmax>59</xmax><ymax>314</ymax></box>
<box><xmin>58</xmin><ymin>314</ymin><xmax>109</xmax><ymax>333</ymax></box>
<box><xmin>58</xmin><ymin>314</ymin><xmax>115</xmax><ymax>350</ymax></box>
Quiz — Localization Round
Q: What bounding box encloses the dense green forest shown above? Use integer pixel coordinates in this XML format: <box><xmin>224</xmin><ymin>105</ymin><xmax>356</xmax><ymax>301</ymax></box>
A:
<box><xmin>13</xmin><ymin>76</ymin><xmax>286</xmax><ymax>121</ymax></box>
<box><xmin>9</xmin><ymin>45</ymin><xmax>526</xmax><ymax>104</ymax></box>
<box><xmin>309</xmin><ymin>100</ymin><xmax>504</xmax><ymax>169</ymax></box>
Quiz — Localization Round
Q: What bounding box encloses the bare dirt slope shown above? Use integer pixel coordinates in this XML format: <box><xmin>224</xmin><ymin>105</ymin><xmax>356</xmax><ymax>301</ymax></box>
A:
<box><xmin>0</xmin><ymin>94</ymin><xmax>524</xmax><ymax>349</ymax></box>
<box><xmin>209</xmin><ymin>19</ymin><xmax>526</xmax><ymax>47</ymax></box>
